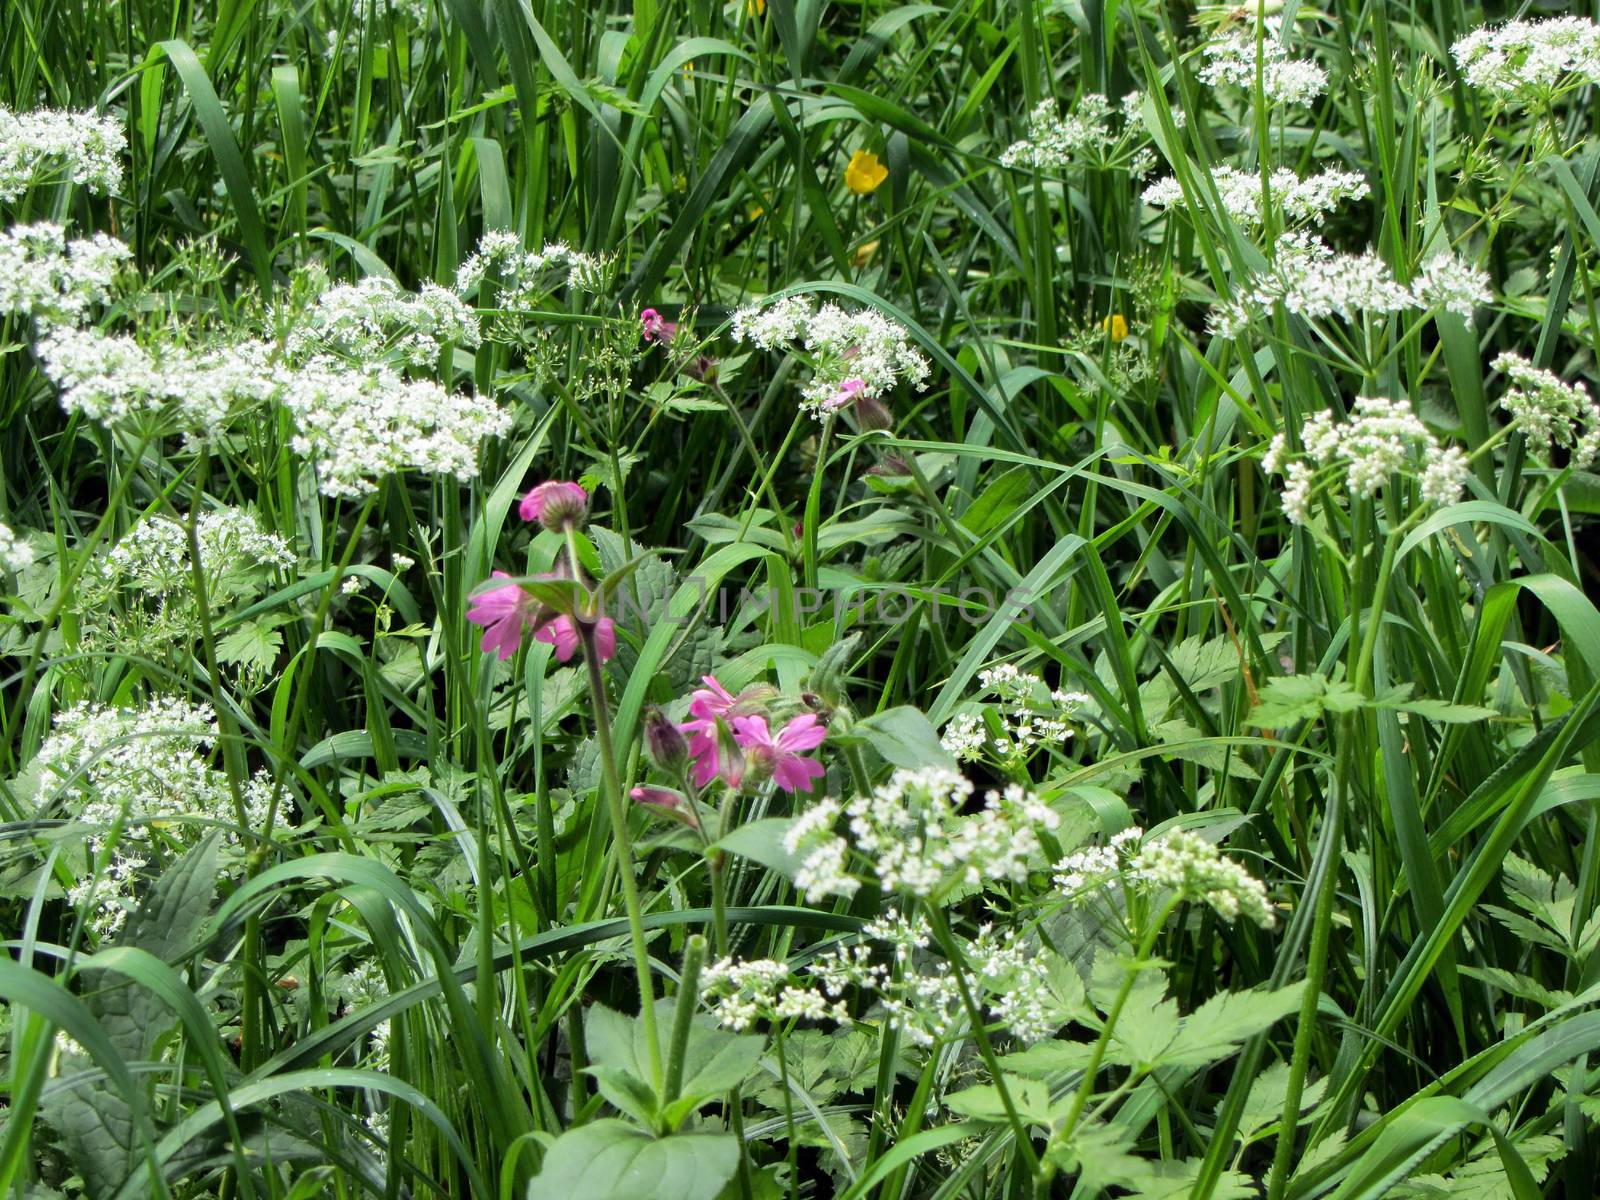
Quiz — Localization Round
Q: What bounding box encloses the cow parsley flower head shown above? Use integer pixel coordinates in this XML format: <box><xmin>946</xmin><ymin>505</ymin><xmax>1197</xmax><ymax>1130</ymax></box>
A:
<box><xmin>1452</xmin><ymin>18</ymin><xmax>1600</xmax><ymax>103</ymax></box>
<box><xmin>731</xmin><ymin>297</ymin><xmax>930</xmax><ymax>420</ymax></box>
<box><xmin>1000</xmin><ymin>96</ymin><xmax>1113</xmax><ymax>171</ymax></box>
<box><xmin>38</xmin><ymin>327</ymin><xmax>280</xmax><ymax>441</ymax></box>
<box><xmin>0</xmin><ymin>106</ymin><xmax>125</xmax><ymax>200</ymax></box>
<box><xmin>1130</xmin><ymin>829</ymin><xmax>1275</xmax><ymax>926</ymax></box>
<box><xmin>0</xmin><ymin>223</ymin><xmax>130</xmax><ymax>321</ymax></box>
<box><xmin>1210</xmin><ymin>234</ymin><xmax>1490</xmax><ymax>338</ymax></box>
<box><xmin>941</xmin><ymin>664</ymin><xmax>1090</xmax><ymax>765</ymax></box>
<box><xmin>1491</xmin><ymin>352</ymin><xmax>1600</xmax><ymax>469</ymax></box>
<box><xmin>1142</xmin><ymin>165</ymin><xmax>1369</xmax><ymax>227</ymax></box>
<box><xmin>783</xmin><ymin>767</ymin><xmax>1060</xmax><ymax>901</ymax></box>
<box><xmin>98</xmin><ymin>508</ymin><xmax>294</xmax><ymax>599</ymax></box>
<box><xmin>0</xmin><ymin>521</ymin><xmax>34</xmax><ymax>574</ymax></box>
<box><xmin>455</xmin><ymin>232</ymin><xmax>606</xmax><ymax>301</ymax></box>
<box><xmin>700</xmin><ymin>957</ymin><xmax>850</xmax><ymax>1031</ymax></box>
<box><xmin>1264</xmin><ymin>396</ymin><xmax>1469</xmax><ymax>524</ymax></box>
<box><xmin>280</xmin><ymin>359</ymin><xmax>513</xmax><ymax>497</ymax></box>
<box><xmin>34</xmin><ymin>698</ymin><xmax>268</xmax><ymax>844</ymax></box>
<box><xmin>66</xmin><ymin>849</ymin><xmax>147</xmax><ymax>938</ymax></box>
<box><xmin>289</xmin><ymin>275</ymin><xmax>480</xmax><ymax>366</ymax></box>
<box><xmin>1199</xmin><ymin>21</ymin><xmax>1329</xmax><ymax>106</ymax></box>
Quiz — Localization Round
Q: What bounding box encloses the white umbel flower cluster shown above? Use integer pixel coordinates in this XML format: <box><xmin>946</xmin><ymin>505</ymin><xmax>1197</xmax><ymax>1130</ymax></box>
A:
<box><xmin>1264</xmin><ymin>395</ymin><xmax>1470</xmax><ymax>525</ymax></box>
<box><xmin>35</xmin><ymin>698</ymin><xmax>271</xmax><ymax>843</ymax></box>
<box><xmin>1000</xmin><ymin>96</ymin><xmax>1114</xmax><ymax>171</ymax></box>
<box><xmin>1055</xmin><ymin>827</ymin><xmax>1273</xmax><ymax>927</ymax></box>
<box><xmin>811</xmin><ymin>910</ymin><xmax>1064</xmax><ymax>1046</ymax></box>
<box><xmin>1199</xmin><ymin>24</ymin><xmax>1329</xmax><ymax>106</ymax></box>
<box><xmin>101</xmin><ymin>508</ymin><xmax>294</xmax><ymax>597</ymax></box>
<box><xmin>1210</xmin><ymin>233</ymin><xmax>1491</xmax><ymax>338</ymax></box>
<box><xmin>281</xmin><ymin>358</ymin><xmax>513</xmax><ymax>497</ymax></box>
<box><xmin>783</xmin><ymin>767</ymin><xmax>1059</xmax><ymax>902</ymax></box>
<box><xmin>1452</xmin><ymin>18</ymin><xmax>1600</xmax><ymax>102</ymax></box>
<box><xmin>289</xmin><ymin>275</ymin><xmax>481</xmax><ymax>366</ymax></box>
<box><xmin>0</xmin><ymin>521</ymin><xmax>34</xmax><ymax>573</ymax></box>
<box><xmin>0</xmin><ymin>223</ymin><xmax>130</xmax><ymax>320</ymax></box>
<box><xmin>40</xmin><ymin>325</ymin><xmax>512</xmax><ymax>494</ymax></box>
<box><xmin>1132</xmin><ymin>829</ymin><xmax>1275</xmax><ymax>926</ymax></box>
<box><xmin>1491</xmin><ymin>352</ymin><xmax>1600</xmax><ymax>469</ymax></box>
<box><xmin>455</xmin><ymin>231</ymin><xmax>606</xmax><ymax>302</ymax></box>
<box><xmin>699</xmin><ymin>957</ymin><xmax>850</xmax><ymax>1032</ymax></box>
<box><xmin>39</xmin><ymin>327</ymin><xmax>280</xmax><ymax>433</ymax></box>
<box><xmin>1142</xmin><ymin>165</ymin><xmax>1369</xmax><ymax>227</ymax></box>
<box><xmin>940</xmin><ymin>663</ymin><xmax>1089</xmax><ymax>764</ymax></box>
<box><xmin>731</xmin><ymin>296</ymin><xmax>931</xmax><ymax>418</ymax></box>
<box><xmin>0</xmin><ymin>105</ymin><xmax>125</xmax><ymax>200</ymax></box>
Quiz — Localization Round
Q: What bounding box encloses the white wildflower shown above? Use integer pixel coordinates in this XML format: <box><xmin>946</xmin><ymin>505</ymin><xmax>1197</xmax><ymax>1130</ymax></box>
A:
<box><xmin>0</xmin><ymin>521</ymin><xmax>34</xmax><ymax>573</ymax></box>
<box><xmin>100</xmin><ymin>508</ymin><xmax>293</xmax><ymax>598</ymax></box>
<box><xmin>1492</xmin><ymin>352</ymin><xmax>1600</xmax><ymax>469</ymax></box>
<box><xmin>455</xmin><ymin>232</ymin><xmax>606</xmax><ymax>302</ymax></box>
<box><xmin>1265</xmin><ymin>396</ymin><xmax>1465</xmax><ymax>523</ymax></box>
<box><xmin>1452</xmin><ymin>18</ymin><xmax>1600</xmax><ymax>102</ymax></box>
<box><xmin>1199</xmin><ymin>23</ymin><xmax>1329</xmax><ymax>106</ymax></box>
<box><xmin>1130</xmin><ymin>828</ymin><xmax>1274</xmax><ymax>927</ymax></box>
<box><xmin>1142</xmin><ymin>165</ymin><xmax>1368</xmax><ymax>226</ymax></box>
<box><xmin>1210</xmin><ymin>233</ymin><xmax>1489</xmax><ymax>337</ymax></box>
<box><xmin>700</xmin><ymin>957</ymin><xmax>849</xmax><ymax>1032</ymax></box>
<box><xmin>289</xmin><ymin>275</ymin><xmax>480</xmax><ymax>366</ymax></box>
<box><xmin>0</xmin><ymin>106</ymin><xmax>125</xmax><ymax>200</ymax></box>
<box><xmin>34</xmin><ymin>698</ymin><xmax>267</xmax><ymax>845</ymax></box>
<box><xmin>1000</xmin><ymin>96</ymin><xmax>1114</xmax><ymax>171</ymax></box>
<box><xmin>939</xmin><ymin>711</ymin><xmax>987</xmax><ymax>762</ymax></box>
<box><xmin>66</xmin><ymin>850</ymin><xmax>147</xmax><ymax>939</ymax></box>
<box><xmin>0</xmin><ymin>223</ymin><xmax>130</xmax><ymax>320</ymax></box>
<box><xmin>731</xmin><ymin>297</ymin><xmax>930</xmax><ymax>419</ymax></box>
<box><xmin>781</xmin><ymin>798</ymin><xmax>859</xmax><ymax>903</ymax></box>
<box><xmin>280</xmin><ymin>358</ymin><xmax>513</xmax><ymax>497</ymax></box>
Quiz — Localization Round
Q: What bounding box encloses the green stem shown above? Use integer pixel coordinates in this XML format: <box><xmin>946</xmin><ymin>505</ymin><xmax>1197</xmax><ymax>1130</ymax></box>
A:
<box><xmin>579</xmin><ymin>619</ymin><xmax>664</xmax><ymax>1093</ymax></box>
<box><xmin>922</xmin><ymin>904</ymin><xmax>1043</xmax><ymax>1182</ymax></box>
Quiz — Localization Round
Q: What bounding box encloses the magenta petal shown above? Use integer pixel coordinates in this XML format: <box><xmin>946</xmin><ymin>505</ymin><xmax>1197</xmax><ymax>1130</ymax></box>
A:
<box><xmin>592</xmin><ymin>616</ymin><xmax>617</xmax><ymax>663</ymax></box>
<box><xmin>775</xmin><ymin>714</ymin><xmax>827</xmax><ymax>753</ymax></box>
<box><xmin>689</xmin><ymin>676</ymin><xmax>736</xmax><ymax>720</ymax></box>
<box><xmin>731</xmin><ymin>714</ymin><xmax>774</xmax><ymax>750</ymax></box>
<box><xmin>773</xmin><ymin>756</ymin><xmax>826</xmax><ymax>794</ymax></box>
<box><xmin>534</xmin><ymin>615</ymin><xmax>581</xmax><ymax>662</ymax></box>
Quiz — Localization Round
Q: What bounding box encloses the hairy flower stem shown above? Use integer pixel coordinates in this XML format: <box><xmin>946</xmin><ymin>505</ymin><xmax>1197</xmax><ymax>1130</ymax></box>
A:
<box><xmin>579</xmin><ymin>620</ymin><xmax>663</xmax><ymax>1092</ymax></box>
<box><xmin>663</xmin><ymin>934</ymin><xmax>706</xmax><ymax>1113</ymax></box>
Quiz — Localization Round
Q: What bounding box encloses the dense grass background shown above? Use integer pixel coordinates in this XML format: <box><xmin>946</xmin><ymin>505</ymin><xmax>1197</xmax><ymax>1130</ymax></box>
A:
<box><xmin>3</xmin><ymin>0</ymin><xmax>1600</xmax><ymax>1196</ymax></box>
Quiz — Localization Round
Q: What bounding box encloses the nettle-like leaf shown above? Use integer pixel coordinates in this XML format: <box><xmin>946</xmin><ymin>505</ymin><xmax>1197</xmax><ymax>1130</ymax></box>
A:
<box><xmin>584</xmin><ymin>1001</ymin><xmax>765</xmax><ymax>1132</ymax></box>
<box><xmin>525</xmin><ymin>1119</ymin><xmax>740</xmax><ymax>1200</ymax></box>
<box><xmin>45</xmin><ymin>836</ymin><xmax>221</xmax><ymax>1197</ymax></box>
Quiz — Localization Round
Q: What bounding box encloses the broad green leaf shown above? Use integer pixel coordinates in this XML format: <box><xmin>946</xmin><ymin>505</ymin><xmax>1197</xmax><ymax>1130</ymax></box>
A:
<box><xmin>525</xmin><ymin>1119</ymin><xmax>739</xmax><ymax>1200</ymax></box>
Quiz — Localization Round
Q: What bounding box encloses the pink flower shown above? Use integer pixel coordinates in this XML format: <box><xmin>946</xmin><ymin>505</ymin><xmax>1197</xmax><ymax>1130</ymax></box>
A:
<box><xmin>680</xmin><ymin>675</ymin><xmax>740</xmax><ymax>787</ymax></box>
<box><xmin>519</xmin><ymin>480</ymin><xmax>588</xmax><ymax>530</ymax></box>
<box><xmin>731</xmin><ymin>713</ymin><xmax>827</xmax><ymax>793</ymax></box>
<box><xmin>466</xmin><ymin>571</ymin><xmax>542</xmax><ymax>660</ymax></box>
<box><xmin>641</xmin><ymin>308</ymin><xmax>678</xmax><ymax>344</ymax></box>
<box><xmin>534</xmin><ymin>613</ymin><xmax>617</xmax><ymax>664</ymax></box>
<box><xmin>631</xmin><ymin>785</ymin><xmax>700</xmax><ymax>829</ymax></box>
<box><xmin>823</xmin><ymin>376</ymin><xmax>867</xmax><ymax>412</ymax></box>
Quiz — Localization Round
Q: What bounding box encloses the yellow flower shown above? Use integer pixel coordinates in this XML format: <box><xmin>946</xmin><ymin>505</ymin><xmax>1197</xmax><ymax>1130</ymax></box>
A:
<box><xmin>845</xmin><ymin>150</ymin><xmax>888</xmax><ymax>195</ymax></box>
<box><xmin>748</xmin><ymin>203</ymin><xmax>766</xmax><ymax>220</ymax></box>
<box><xmin>1100</xmin><ymin>313</ymin><xmax>1130</xmax><ymax>342</ymax></box>
<box><xmin>852</xmin><ymin>239</ymin><xmax>881</xmax><ymax>267</ymax></box>
<box><xmin>747</xmin><ymin>0</ymin><xmax>765</xmax><ymax>13</ymax></box>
